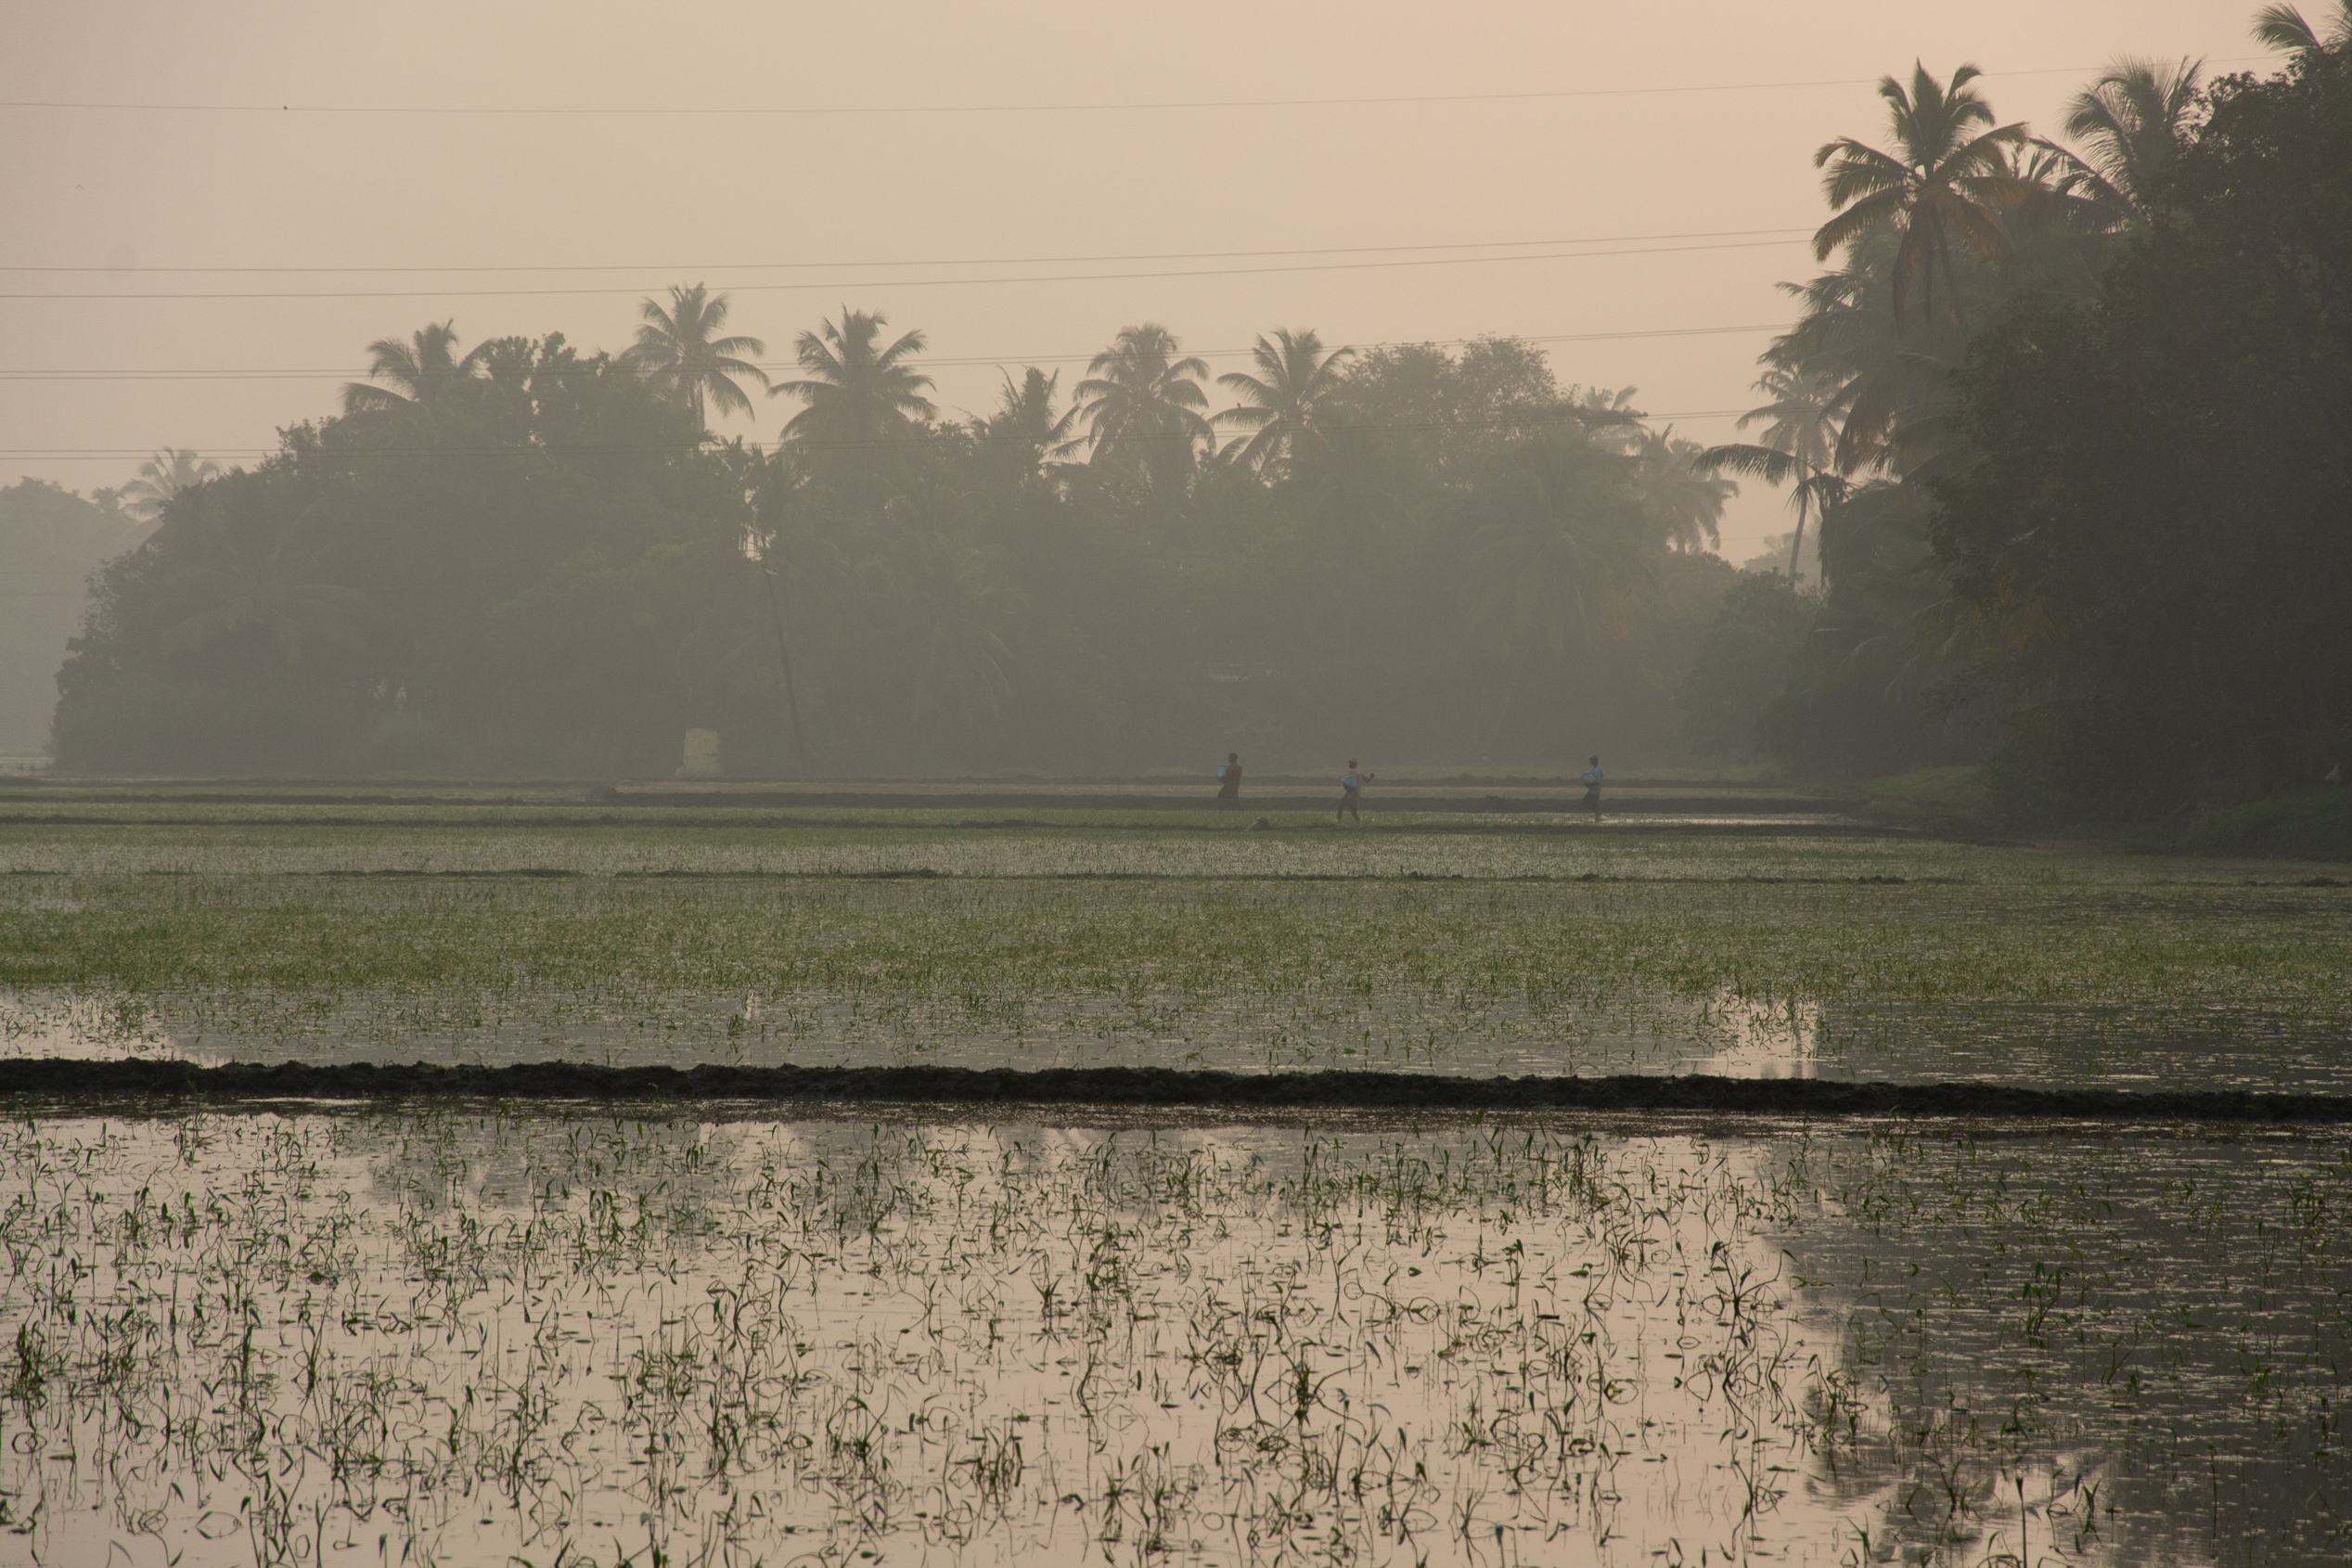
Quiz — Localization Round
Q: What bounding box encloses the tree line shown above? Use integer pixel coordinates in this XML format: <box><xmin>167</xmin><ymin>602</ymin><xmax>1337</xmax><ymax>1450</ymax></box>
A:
<box><xmin>46</xmin><ymin>6</ymin><xmax>2352</xmax><ymax>810</ymax></box>
<box><xmin>52</xmin><ymin>297</ymin><xmax>1734</xmax><ymax>776</ymax></box>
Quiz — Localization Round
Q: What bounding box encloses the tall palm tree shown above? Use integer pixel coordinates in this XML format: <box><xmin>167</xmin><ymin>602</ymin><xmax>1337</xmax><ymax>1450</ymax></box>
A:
<box><xmin>1813</xmin><ymin>63</ymin><xmax>2035</xmax><ymax>337</ymax></box>
<box><xmin>1214</xmin><ymin>328</ymin><xmax>1354</xmax><ymax>478</ymax></box>
<box><xmin>627</xmin><ymin>284</ymin><xmax>768</xmax><ymax>426</ymax></box>
<box><xmin>1629</xmin><ymin>426</ymin><xmax>1737</xmax><ymax>553</ymax></box>
<box><xmin>1769</xmin><ymin>227</ymin><xmax>1959</xmax><ymax>477</ymax></box>
<box><xmin>2057</xmin><ymin>57</ymin><xmax>2204</xmax><ymax>226</ymax></box>
<box><xmin>1699</xmin><ymin>366</ymin><xmax>1845</xmax><ymax>581</ymax></box>
<box><xmin>1567</xmin><ymin>384</ymin><xmax>1646</xmax><ymax>437</ymax></box>
<box><xmin>119</xmin><ymin>449</ymin><xmax>220</xmax><ymax>522</ymax></box>
<box><xmin>1065</xmin><ymin>324</ymin><xmax>1214</xmax><ymax>493</ymax></box>
<box><xmin>341</xmin><ymin>321</ymin><xmax>489</xmax><ymax>415</ymax></box>
<box><xmin>2254</xmin><ymin>2</ymin><xmax>2352</xmax><ymax>51</ymax></box>
<box><xmin>772</xmin><ymin>308</ymin><xmax>936</xmax><ymax>448</ymax></box>
<box><xmin>983</xmin><ymin>367</ymin><xmax>1077</xmax><ymax>479</ymax></box>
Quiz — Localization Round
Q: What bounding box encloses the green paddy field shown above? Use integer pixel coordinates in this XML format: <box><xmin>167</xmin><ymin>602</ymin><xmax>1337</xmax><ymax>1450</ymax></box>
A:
<box><xmin>0</xmin><ymin>779</ymin><xmax>2346</xmax><ymax>1565</ymax></box>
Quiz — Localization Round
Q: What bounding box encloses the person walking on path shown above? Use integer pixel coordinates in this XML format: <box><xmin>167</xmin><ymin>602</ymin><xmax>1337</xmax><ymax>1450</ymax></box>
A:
<box><xmin>1216</xmin><ymin>752</ymin><xmax>1243</xmax><ymax>802</ymax></box>
<box><xmin>1337</xmin><ymin>761</ymin><xmax>1373</xmax><ymax>824</ymax></box>
<box><xmin>1581</xmin><ymin>755</ymin><xmax>1603</xmax><ymax>818</ymax></box>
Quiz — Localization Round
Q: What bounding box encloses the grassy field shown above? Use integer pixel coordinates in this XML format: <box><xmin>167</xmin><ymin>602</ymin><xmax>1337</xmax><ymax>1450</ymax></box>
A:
<box><xmin>1</xmin><ymin>796</ymin><xmax>2347</xmax><ymax>1088</ymax></box>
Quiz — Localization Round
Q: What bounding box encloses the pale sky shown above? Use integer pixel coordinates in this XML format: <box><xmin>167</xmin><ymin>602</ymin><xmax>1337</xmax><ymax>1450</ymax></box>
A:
<box><xmin>0</xmin><ymin>0</ymin><xmax>2271</xmax><ymax>563</ymax></box>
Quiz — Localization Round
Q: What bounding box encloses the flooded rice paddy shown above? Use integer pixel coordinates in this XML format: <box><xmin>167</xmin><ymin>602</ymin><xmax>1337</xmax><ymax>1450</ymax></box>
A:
<box><xmin>3</xmin><ymin>800</ymin><xmax>2350</xmax><ymax>1562</ymax></box>
<box><xmin>3</xmin><ymin>816</ymin><xmax>2347</xmax><ymax>1091</ymax></box>
<box><xmin>0</xmin><ymin>1109</ymin><xmax>2346</xmax><ymax>1566</ymax></box>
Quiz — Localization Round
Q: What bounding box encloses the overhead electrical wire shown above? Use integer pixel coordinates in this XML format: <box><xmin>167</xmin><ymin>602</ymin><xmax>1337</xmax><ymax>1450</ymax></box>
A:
<box><xmin>0</xmin><ymin>236</ymin><xmax>1807</xmax><ymax>302</ymax></box>
<box><xmin>0</xmin><ymin>225</ymin><xmax>1815</xmax><ymax>275</ymax></box>
<box><xmin>0</xmin><ymin>323</ymin><xmax>1791</xmax><ymax>382</ymax></box>
<box><xmin>0</xmin><ymin>60</ymin><xmax>2263</xmax><ymax>118</ymax></box>
<box><xmin>0</xmin><ymin>407</ymin><xmax>1764</xmax><ymax>462</ymax></box>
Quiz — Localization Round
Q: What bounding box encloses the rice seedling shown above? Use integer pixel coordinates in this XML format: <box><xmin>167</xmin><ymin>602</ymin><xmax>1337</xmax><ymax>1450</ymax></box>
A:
<box><xmin>0</xmin><ymin>805</ymin><xmax>2343</xmax><ymax>1561</ymax></box>
<box><xmin>2</xmin><ymin>826</ymin><xmax>2346</xmax><ymax>1088</ymax></box>
<box><xmin>0</xmin><ymin>1109</ymin><xmax>2340</xmax><ymax>1565</ymax></box>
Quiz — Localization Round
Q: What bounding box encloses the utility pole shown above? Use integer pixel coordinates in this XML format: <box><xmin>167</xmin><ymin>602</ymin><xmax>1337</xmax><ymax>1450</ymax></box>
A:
<box><xmin>750</xmin><ymin>538</ymin><xmax>810</xmax><ymax>774</ymax></box>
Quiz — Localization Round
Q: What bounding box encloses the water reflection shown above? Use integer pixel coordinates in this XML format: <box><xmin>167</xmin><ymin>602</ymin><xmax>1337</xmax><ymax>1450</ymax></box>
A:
<box><xmin>0</xmin><ymin>1112</ymin><xmax>2341</xmax><ymax>1564</ymax></box>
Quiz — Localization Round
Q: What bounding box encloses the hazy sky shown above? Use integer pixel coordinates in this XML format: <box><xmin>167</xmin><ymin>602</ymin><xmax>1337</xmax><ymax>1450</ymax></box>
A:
<box><xmin>1</xmin><ymin>1</ymin><xmax>2271</xmax><ymax>562</ymax></box>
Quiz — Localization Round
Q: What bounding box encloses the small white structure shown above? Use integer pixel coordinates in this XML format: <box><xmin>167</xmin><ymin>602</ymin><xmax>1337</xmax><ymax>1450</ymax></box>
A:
<box><xmin>681</xmin><ymin>728</ymin><xmax>722</xmax><ymax>779</ymax></box>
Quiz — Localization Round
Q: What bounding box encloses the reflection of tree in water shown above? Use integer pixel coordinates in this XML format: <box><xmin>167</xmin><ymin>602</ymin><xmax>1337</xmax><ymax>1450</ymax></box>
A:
<box><xmin>1771</xmin><ymin>1127</ymin><xmax>2352</xmax><ymax>1563</ymax></box>
<box><xmin>359</xmin><ymin>1108</ymin><xmax>751</xmax><ymax>1221</ymax></box>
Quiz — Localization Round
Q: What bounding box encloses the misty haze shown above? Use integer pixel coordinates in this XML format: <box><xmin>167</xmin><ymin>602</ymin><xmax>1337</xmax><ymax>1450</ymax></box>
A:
<box><xmin>1</xmin><ymin>3</ymin><xmax>2348</xmax><ymax>1565</ymax></box>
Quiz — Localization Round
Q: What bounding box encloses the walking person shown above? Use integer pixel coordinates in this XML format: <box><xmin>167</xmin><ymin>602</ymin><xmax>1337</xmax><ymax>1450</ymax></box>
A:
<box><xmin>1337</xmin><ymin>761</ymin><xmax>1373</xmax><ymax>824</ymax></box>
<box><xmin>1580</xmin><ymin>755</ymin><xmax>1603</xmax><ymax>819</ymax></box>
<box><xmin>1216</xmin><ymin>752</ymin><xmax>1243</xmax><ymax>803</ymax></box>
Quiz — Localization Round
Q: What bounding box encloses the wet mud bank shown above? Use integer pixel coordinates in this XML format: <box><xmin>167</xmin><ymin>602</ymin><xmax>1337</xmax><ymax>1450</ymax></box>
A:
<box><xmin>5</xmin><ymin>1057</ymin><xmax>2351</xmax><ymax>1121</ymax></box>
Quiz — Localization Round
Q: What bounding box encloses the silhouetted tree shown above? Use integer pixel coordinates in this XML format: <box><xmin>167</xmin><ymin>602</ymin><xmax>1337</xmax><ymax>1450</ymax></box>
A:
<box><xmin>119</xmin><ymin>449</ymin><xmax>221</xmax><ymax>523</ymax></box>
<box><xmin>1699</xmin><ymin>367</ymin><xmax>1845</xmax><ymax>580</ymax></box>
<box><xmin>2054</xmin><ymin>57</ymin><xmax>2204</xmax><ymax>226</ymax></box>
<box><xmin>341</xmin><ymin>322</ymin><xmax>489</xmax><ymax>416</ymax></box>
<box><xmin>1066</xmin><ymin>324</ymin><xmax>1213</xmax><ymax>494</ymax></box>
<box><xmin>2254</xmin><ymin>1</ymin><xmax>2352</xmax><ymax>52</ymax></box>
<box><xmin>627</xmin><ymin>284</ymin><xmax>768</xmax><ymax>426</ymax></box>
<box><xmin>1214</xmin><ymin>328</ymin><xmax>1354</xmax><ymax>478</ymax></box>
<box><xmin>774</xmin><ymin>309</ymin><xmax>935</xmax><ymax>510</ymax></box>
<box><xmin>1812</xmin><ymin>63</ymin><xmax>2034</xmax><ymax>336</ymax></box>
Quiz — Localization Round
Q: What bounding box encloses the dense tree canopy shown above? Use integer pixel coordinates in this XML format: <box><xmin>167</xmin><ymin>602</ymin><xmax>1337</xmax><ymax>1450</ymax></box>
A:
<box><xmin>1671</xmin><ymin>19</ymin><xmax>2349</xmax><ymax>819</ymax></box>
<box><xmin>52</xmin><ymin>315</ymin><xmax>1734</xmax><ymax>776</ymax></box>
<box><xmin>1934</xmin><ymin>39</ymin><xmax>2352</xmax><ymax>815</ymax></box>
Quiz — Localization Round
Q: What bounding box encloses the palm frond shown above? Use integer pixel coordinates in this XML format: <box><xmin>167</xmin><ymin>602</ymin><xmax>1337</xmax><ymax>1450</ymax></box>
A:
<box><xmin>2253</xmin><ymin>4</ymin><xmax>2320</xmax><ymax>50</ymax></box>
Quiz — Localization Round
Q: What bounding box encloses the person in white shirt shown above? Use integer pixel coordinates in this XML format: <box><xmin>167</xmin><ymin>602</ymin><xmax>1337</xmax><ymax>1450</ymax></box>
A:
<box><xmin>1336</xmin><ymin>761</ymin><xmax>1373</xmax><ymax>823</ymax></box>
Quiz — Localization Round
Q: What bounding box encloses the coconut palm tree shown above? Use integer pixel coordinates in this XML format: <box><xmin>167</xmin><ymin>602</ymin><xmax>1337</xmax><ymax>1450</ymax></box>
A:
<box><xmin>1065</xmin><ymin>324</ymin><xmax>1214</xmax><ymax>493</ymax></box>
<box><xmin>119</xmin><ymin>449</ymin><xmax>220</xmax><ymax>522</ymax></box>
<box><xmin>1567</xmin><ymin>385</ymin><xmax>1646</xmax><ymax>437</ymax></box>
<box><xmin>341</xmin><ymin>321</ymin><xmax>489</xmax><ymax>415</ymax></box>
<box><xmin>983</xmin><ymin>367</ymin><xmax>1077</xmax><ymax>480</ymax></box>
<box><xmin>2056</xmin><ymin>57</ymin><xmax>2204</xmax><ymax>226</ymax></box>
<box><xmin>1812</xmin><ymin>63</ymin><xmax>2036</xmax><ymax>337</ymax></box>
<box><xmin>1214</xmin><ymin>328</ymin><xmax>1355</xmax><ymax>478</ymax></box>
<box><xmin>773</xmin><ymin>309</ymin><xmax>935</xmax><ymax>511</ymax></box>
<box><xmin>1629</xmin><ymin>426</ymin><xmax>1737</xmax><ymax>553</ymax></box>
<box><xmin>1698</xmin><ymin>367</ymin><xmax>1845</xmax><ymax>581</ymax></box>
<box><xmin>1769</xmin><ymin>226</ymin><xmax>1959</xmax><ymax>477</ymax></box>
<box><xmin>773</xmin><ymin>308</ymin><xmax>936</xmax><ymax>448</ymax></box>
<box><xmin>627</xmin><ymin>284</ymin><xmax>768</xmax><ymax>427</ymax></box>
<box><xmin>2254</xmin><ymin>2</ymin><xmax>2352</xmax><ymax>51</ymax></box>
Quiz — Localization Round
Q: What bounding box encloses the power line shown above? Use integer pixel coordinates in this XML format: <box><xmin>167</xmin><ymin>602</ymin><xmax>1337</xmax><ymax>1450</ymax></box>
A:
<box><xmin>0</xmin><ymin>323</ymin><xmax>1791</xmax><ymax>382</ymax></box>
<box><xmin>0</xmin><ymin>238</ymin><xmax>1805</xmax><ymax>302</ymax></box>
<box><xmin>0</xmin><ymin>411</ymin><xmax>1761</xmax><ymax>461</ymax></box>
<box><xmin>0</xmin><ymin>61</ymin><xmax>2261</xmax><ymax>118</ymax></box>
<box><xmin>0</xmin><ymin>225</ymin><xmax>1814</xmax><ymax>275</ymax></box>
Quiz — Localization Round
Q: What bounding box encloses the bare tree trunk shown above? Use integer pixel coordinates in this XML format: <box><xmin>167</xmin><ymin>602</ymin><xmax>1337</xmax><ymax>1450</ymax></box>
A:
<box><xmin>1933</xmin><ymin>215</ymin><xmax>1973</xmax><ymax>340</ymax></box>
